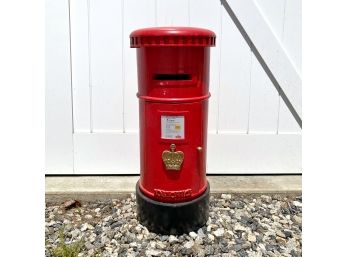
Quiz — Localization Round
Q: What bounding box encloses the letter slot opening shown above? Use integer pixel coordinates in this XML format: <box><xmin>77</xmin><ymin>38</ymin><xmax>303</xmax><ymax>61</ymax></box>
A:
<box><xmin>154</xmin><ymin>74</ymin><xmax>192</xmax><ymax>81</ymax></box>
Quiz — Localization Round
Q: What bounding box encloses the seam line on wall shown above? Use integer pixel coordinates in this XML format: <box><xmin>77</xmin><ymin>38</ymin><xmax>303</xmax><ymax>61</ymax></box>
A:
<box><xmin>87</xmin><ymin>0</ymin><xmax>93</xmax><ymax>133</ymax></box>
<box><xmin>246</xmin><ymin>51</ymin><xmax>253</xmax><ymax>134</ymax></box>
<box><xmin>277</xmin><ymin>0</ymin><xmax>288</xmax><ymax>133</ymax></box>
<box><xmin>121</xmin><ymin>0</ymin><xmax>125</xmax><ymax>133</ymax></box>
<box><xmin>155</xmin><ymin>0</ymin><xmax>158</xmax><ymax>26</ymax></box>
<box><xmin>188</xmin><ymin>0</ymin><xmax>191</xmax><ymax>25</ymax></box>
<box><xmin>67</xmin><ymin>0</ymin><xmax>75</xmax><ymax>173</ymax></box>
<box><xmin>216</xmin><ymin>3</ymin><xmax>223</xmax><ymax>135</ymax></box>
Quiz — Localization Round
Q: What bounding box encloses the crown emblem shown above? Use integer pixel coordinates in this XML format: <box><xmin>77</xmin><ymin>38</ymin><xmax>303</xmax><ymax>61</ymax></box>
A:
<box><xmin>162</xmin><ymin>144</ymin><xmax>184</xmax><ymax>171</ymax></box>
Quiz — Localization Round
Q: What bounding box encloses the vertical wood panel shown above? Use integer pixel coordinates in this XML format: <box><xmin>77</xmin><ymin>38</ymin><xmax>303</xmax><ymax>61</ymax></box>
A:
<box><xmin>89</xmin><ymin>0</ymin><xmax>123</xmax><ymax>131</ymax></box>
<box><xmin>248</xmin><ymin>56</ymin><xmax>279</xmax><ymax>133</ymax></box>
<box><xmin>248</xmin><ymin>0</ymin><xmax>285</xmax><ymax>133</ymax></box>
<box><xmin>278</xmin><ymin>101</ymin><xmax>300</xmax><ymax>132</ymax></box>
<box><xmin>46</xmin><ymin>0</ymin><xmax>74</xmax><ymax>173</ymax></box>
<box><xmin>156</xmin><ymin>0</ymin><xmax>189</xmax><ymax>25</ymax></box>
<box><xmin>74</xmin><ymin>133</ymin><xmax>140</xmax><ymax>174</ymax></box>
<box><xmin>70</xmin><ymin>0</ymin><xmax>90</xmax><ymax>132</ymax></box>
<box><xmin>278</xmin><ymin>0</ymin><xmax>301</xmax><ymax>132</ymax></box>
<box><xmin>218</xmin><ymin>9</ymin><xmax>251</xmax><ymax>133</ymax></box>
<box><xmin>283</xmin><ymin>0</ymin><xmax>301</xmax><ymax>74</ymax></box>
<box><xmin>254</xmin><ymin>0</ymin><xmax>300</xmax><ymax>133</ymax></box>
<box><xmin>123</xmin><ymin>0</ymin><xmax>156</xmax><ymax>132</ymax></box>
<box><xmin>189</xmin><ymin>0</ymin><xmax>221</xmax><ymax>133</ymax></box>
<box><xmin>255</xmin><ymin>0</ymin><xmax>285</xmax><ymax>38</ymax></box>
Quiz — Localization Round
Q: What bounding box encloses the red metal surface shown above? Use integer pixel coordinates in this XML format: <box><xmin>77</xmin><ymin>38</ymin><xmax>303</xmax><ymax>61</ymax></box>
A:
<box><xmin>131</xmin><ymin>27</ymin><xmax>215</xmax><ymax>203</ymax></box>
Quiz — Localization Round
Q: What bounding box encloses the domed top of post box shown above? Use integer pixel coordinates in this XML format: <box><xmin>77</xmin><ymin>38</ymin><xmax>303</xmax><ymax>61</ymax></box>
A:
<box><xmin>130</xmin><ymin>27</ymin><xmax>216</xmax><ymax>48</ymax></box>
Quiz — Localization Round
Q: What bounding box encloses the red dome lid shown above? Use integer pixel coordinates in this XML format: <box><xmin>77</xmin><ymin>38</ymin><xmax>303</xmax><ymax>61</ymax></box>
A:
<box><xmin>130</xmin><ymin>27</ymin><xmax>216</xmax><ymax>48</ymax></box>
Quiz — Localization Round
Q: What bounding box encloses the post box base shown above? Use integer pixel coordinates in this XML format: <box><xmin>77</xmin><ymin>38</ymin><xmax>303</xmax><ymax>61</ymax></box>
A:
<box><xmin>135</xmin><ymin>181</ymin><xmax>210</xmax><ymax>235</ymax></box>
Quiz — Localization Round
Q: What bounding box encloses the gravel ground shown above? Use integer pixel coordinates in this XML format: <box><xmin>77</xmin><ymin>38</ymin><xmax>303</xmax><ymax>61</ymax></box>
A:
<box><xmin>45</xmin><ymin>194</ymin><xmax>302</xmax><ymax>257</ymax></box>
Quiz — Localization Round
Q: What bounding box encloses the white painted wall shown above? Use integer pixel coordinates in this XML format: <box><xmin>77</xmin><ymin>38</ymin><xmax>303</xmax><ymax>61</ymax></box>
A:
<box><xmin>46</xmin><ymin>0</ymin><xmax>301</xmax><ymax>174</ymax></box>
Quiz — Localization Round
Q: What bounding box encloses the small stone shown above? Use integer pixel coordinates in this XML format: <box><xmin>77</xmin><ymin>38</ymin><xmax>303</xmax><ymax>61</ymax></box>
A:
<box><xmin>293</xmin><ymin>201</ymin><xmax>302</xmax><ymax>207</ymax></box>
<box><xmin>234</xmin><ymin>244</ymin><xmax>242</xmax><ymax>251</ymax></box>
<box><xmin>110</xmin><ymin>220</ymin><xmax>123</xmax><ymax>229</ymax></box>
<box><xmin>81</xmin><ymin>223</ymin><xmax>88</xmax><ymax>231</ymax></box>
<box><xmin>84</xmin><ymin>214</ymin><xmax>93</xmax><ymax>220</ymax></box>
<box><xmin>259</xmin><ymin>243</ymin><xmax>266</xmax><ymax>252</ymax></box>
<box><xmin>195</xmin><ymin>236</ymin><xmax>203</xmax><ymax>245</ymax></box>
<box><xmin>247</xmin><ymin>234</ymin><xmax>256</xmax><ymax>242</ymax></box>
<box><xmin>94</xmin><ymin>208</ymin><xmax>100</xmax><ymax>213</ymax></box>
<box><xmin>205</xmin><ymin>245</ymin><xmax>215</xmax><ymax>255</ymax></box>
<box><xmin>276</xmin><ymin>236</ymin><xmax>287</xmax><ymax>245</ymax></box>
<box><xmin>129</xmin><ymin>242</ymin><xmax>137</xmax><ymax>248</ymax></box>
<box><xmin>94</xmin><ymin>241</ymin><xmax>104</xmax><ymax>249</ymax></box>
<box><xmin>279</xmin><ymin>219</ymin><xmax>288</xmax><ymax>225</ymax></box>
<box><xmin>145</xmin><ymin>249</ymin><xmax>161</xmax><ymax>257</ymax></box>
<box><xmin>220</xmin><ymin>245</ymin><xmax>229</xmax><ymax>253</ymax></box>
<box><xmin>265</xmin><ymin>244</ymin><xmax>275</xmax><ymax>252</ymax></box>
<box><xmin>292</xmin><ymin>215</ymin><xmax>302</xmax><ymax>224</ymax></box>
<box><xmin>242</xmin><ymin>241</ymin><xmax>251</xmax><ymax>249</ymax></box>
<box><xmin>196</xmin><ymin>248</ymin><xmax>205</xmax><ymax>257</ymax></box>
<box><xmin>197</xmin><ymin>228</ymin><xmax>205</xmax><ymax>237</ymax></box>
<box><xmin>101</xmin><ymin>236</ymin><xmax>110</xmax><ymax>245</ymax></box>
<box><xmin>70</xmin><ymin>229</ymin><xmax>80</xmax><ymax>238</ymax></box>
<box><xmin>287</xmin><ymin>238</ymin><xmax>298</xmax><ymax>252</ymax></box>
<box><xmin>183</xmin><ymin>241</ymin><xmax>194</xmax><ymax>249</ymax></box>
<box><xmin>289</xmin><ymin>250</ymin><xmax>300</xmax><ymax>257</ymax></box>
<box><xmin>213</xmin><ymin>228</ymin><xmax>225</xmax><ymax>237</ymax></box>
<box><xmin>62</xmin><ymin>199</ymin><xmax>81</xmax><ymax>210</ymax></box>
<box><xmin>221</xmin><ymin>194</ymin><xmax>232</xmax><ymax>199</ymax></box>
<box><xmin>261</xmin><ymin>195</ymin><xmax>272</xmax><ymax>203</ymax></box>
<box><xmin>156</xmin><ymin>241</ymin><xmax>166</xmax><ymax>250</ymax></box>
<box><xmin>208</xmin><ymin>234</ymin><xmax>215</xmax><ymax>242</ymax></box>
<box><xmin>283</xmin><ymin>229</ymin><xmax>293</xmax><ymax>238</ymax></box>
<box><xmin>168</xmin><ymin>235</ymin><xmax>178</xmax><ymax>243</ymax></box>
<box><xmin>276</xmin><ymin>230</ymin><xmax>286</xmax><ymax>238</ymax></box>
<box><xmin>160</xmin><ymin>235</ymin><xmax>169</xmax><ymax>241</ymax></box>
<box><xmin>234</xmin><ymin>224</ymin><xmax>247</xmax><ymax>232</ymax></box>
<box><xmin>89</xmin><ymin>235</ymin><xmax>96</xmax><ymax>243</ymax></box>
<box><xmin>189</xmin><ymin>231</ymin><xmax>197</xmax><ymax>239</ymax></box>
<box><xmin>249</xmin><ymin>252</ymin><xmax>262</xmax><ymax>257</ymax></box>
<box><xmin>135</xmin><ymin>225</ymin><xmax>142</xmax><ymax>232</ymax></box>
<box><xmin>106</xmin><ymin>230</ymin><xmax>115</xmax><ymax>239</ymax></box>
<box><xmin>85</xmin><ymin>242</ymin><xmax>94</xmax><ymax>250</ymax></box>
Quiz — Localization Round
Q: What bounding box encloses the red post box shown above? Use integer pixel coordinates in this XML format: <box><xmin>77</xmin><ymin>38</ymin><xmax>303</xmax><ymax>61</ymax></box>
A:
<box><xmin>130</xmin><ymin>27</ymin><xmax>216</xmax><ymax>234</ymax></box>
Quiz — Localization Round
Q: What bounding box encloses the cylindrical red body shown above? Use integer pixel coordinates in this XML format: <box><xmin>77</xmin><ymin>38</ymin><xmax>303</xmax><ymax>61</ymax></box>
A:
<box><xmin>130</xmin><ymin>27</ymin><xmax>215</xmax><ymax>203</ymax></box>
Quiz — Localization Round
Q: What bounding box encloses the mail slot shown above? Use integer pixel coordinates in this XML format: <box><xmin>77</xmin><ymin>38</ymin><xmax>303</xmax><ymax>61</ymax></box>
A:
<box><xmin>130</xmin><ymin>27</ymin><xmax>216</xmax><ymax>234</ymax></box>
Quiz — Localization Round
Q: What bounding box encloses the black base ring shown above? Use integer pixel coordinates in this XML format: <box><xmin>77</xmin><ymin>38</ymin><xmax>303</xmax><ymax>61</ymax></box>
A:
<box><xmin>136</xmin><ymin>181</ymin><xmax>210</xmax><ymax>235</ymax></box>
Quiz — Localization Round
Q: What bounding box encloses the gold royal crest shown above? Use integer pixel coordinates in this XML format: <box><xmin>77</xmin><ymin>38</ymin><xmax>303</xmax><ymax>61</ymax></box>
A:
<box><xmin>162</xmin><ymin>144</ymin><xmax>184</xmax><ymax>171</ymax></box>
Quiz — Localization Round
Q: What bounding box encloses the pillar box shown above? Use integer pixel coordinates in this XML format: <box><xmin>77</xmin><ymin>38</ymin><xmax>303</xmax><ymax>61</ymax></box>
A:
<box><xmin>130</xmin><ymin>27</ymin><xmax>216</xmax><ymax>234</ymax></box>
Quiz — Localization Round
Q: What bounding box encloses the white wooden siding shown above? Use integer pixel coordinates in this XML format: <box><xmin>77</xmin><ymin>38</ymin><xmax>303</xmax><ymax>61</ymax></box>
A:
<box><xmin>123</xmin><ymin>0</ymin><xmax>157</xmax><ymax>132</ymax></box>
<box><xmin>46</xmin><ymin>0</ymin><xmax>74</xmax><ymax>173</ymax></box>
<box><xmin>46</xmin><ymin>0</ymin><xmax>301</xmax><ymax>174</ymax></box>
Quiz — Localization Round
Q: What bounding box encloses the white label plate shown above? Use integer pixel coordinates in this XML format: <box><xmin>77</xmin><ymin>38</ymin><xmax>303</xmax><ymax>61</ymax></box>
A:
<box><xmin>161</xmin><ymin>116</ymin><xmax>185</xmax><ymax>139</ymax></box>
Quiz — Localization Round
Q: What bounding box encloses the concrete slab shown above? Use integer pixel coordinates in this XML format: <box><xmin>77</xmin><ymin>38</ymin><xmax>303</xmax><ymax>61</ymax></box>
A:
<box><xmin>45</xmin><ymin>175</ymin><xmax>301</xmax><ymax>203</ymax></box>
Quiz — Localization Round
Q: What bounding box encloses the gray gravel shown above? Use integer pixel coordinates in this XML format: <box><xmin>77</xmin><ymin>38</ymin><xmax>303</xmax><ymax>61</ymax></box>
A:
<box><xmin>45</xmin><ymin>194</ymin><xmax>302</xmax><ymax>257</ymax></box>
